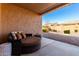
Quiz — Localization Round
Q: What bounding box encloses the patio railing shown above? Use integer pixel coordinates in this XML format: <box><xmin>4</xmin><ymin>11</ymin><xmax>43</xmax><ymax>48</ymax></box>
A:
<box><xmin>43</xmin><ymin>32</ymin><xmax>79</xmax><ymax>46</ymax></box>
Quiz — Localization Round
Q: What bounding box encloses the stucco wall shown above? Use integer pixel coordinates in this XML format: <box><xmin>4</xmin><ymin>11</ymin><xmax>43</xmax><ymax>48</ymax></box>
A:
<box><xmin>0</xmin><ymin>4</ymin><xmax>42</xmax><ymax>43</ymax></box>
<box><xmin>0</xmin><ymin>4</ymin><xmax>2</xmax><ymax>43</ymax></box>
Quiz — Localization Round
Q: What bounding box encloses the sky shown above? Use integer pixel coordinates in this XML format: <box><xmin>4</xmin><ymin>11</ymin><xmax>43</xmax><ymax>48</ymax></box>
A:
<box><xmin>42</xmin><ymin>3</ymin><xmax>79</xmax><ymax>25</ymax></box>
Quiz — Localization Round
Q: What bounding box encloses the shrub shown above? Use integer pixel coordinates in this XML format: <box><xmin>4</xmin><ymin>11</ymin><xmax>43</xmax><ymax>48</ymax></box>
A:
<box><xmin>64</xmin><ymin>30</ymin><xmax>70</xmax><ymax>34</ymax></box>
<box><xmin>42</xmin><ymin>29</ymin><xmax>48</xmax><ymax>32</ymax></box>
<box><xmin>74</xmin><ymin>30</ymin><xmax>78</xmax><ymax>32</ymax></box>
<box><xmin>53</xmin><ymin>30</ymin><xmax>57</xmax><ymax>32</ymax></box>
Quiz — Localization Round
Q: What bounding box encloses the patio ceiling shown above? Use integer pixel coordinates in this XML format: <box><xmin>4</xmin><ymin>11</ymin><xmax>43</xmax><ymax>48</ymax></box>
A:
<box><xmin>15</xmin><ymin>3</ymin><xmax>69</xmax><ymax>15</ymax></box>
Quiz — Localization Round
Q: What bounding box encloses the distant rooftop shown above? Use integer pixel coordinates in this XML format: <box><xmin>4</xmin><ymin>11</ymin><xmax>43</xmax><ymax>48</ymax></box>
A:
<box><xmin>44</xmin><ymin>21</ymin><xmax>79</xmax><ymax>26</ymax></box>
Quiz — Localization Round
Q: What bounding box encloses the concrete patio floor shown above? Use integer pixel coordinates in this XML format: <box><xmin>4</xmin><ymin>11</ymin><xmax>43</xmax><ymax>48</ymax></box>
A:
<box><xmin>22</xmin><ymin>37</ymin><xmax>79</xmax><ymax>56</ymax></box>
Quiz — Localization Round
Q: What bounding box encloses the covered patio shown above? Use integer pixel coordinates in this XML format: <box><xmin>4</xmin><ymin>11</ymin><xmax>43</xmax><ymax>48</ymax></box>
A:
<box><xmin>1</xmin><ymin>3</ymin><xmax>79</xmax><ymax>56</ymax></box>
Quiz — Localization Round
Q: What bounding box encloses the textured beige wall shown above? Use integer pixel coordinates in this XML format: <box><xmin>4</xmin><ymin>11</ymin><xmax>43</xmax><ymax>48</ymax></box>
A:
<box><xmin>1</xmin><ymin>4</ymin><xmax>42</xmax><ymax>43</ymax></box>
<box><xmin>0</xmin><ymin>4</ymin><xmax>2</xmax><ymax>43</ymax></box>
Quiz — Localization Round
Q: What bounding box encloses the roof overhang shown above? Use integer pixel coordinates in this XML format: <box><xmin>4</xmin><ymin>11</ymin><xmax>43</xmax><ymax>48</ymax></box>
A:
<box><xmin>14</xmin><ymin>3</ymin><xmax>70</xmax><ymax>15</ymax></box>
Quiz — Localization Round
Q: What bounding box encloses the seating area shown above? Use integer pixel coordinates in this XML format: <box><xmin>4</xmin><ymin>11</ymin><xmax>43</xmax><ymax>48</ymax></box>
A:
<box><xmin>8</xmin><ymin>32</ymin><xmax>41</xmax><ymax>56</ymax></box>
